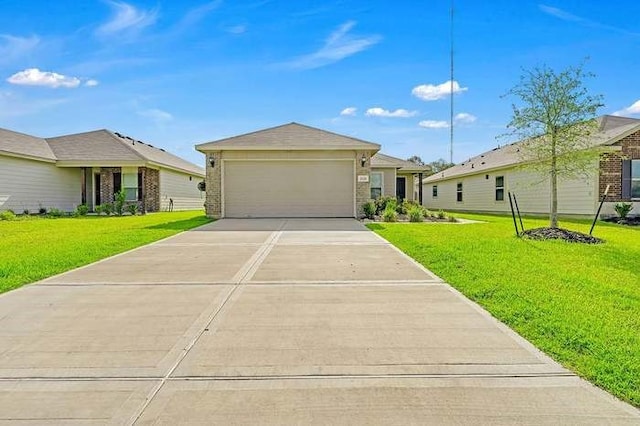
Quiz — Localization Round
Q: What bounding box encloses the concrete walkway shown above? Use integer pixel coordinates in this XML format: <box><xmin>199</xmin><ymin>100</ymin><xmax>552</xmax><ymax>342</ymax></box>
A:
<box><xmin>0</xmin><ymin>219</ymin><xmax>637</xmax><ymax>424</ymax></box>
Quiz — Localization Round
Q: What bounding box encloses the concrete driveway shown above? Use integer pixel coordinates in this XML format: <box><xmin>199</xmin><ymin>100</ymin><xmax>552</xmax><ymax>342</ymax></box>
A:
<box><xmin>0</xmin><ymin>218</ymin><xmax>638</xmax><ymax>424</ymax></box>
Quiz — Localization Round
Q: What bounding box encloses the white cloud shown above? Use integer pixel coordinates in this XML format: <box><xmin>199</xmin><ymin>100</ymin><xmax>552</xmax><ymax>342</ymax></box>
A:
<box><xmin>340</xmin><ymin>107</ymin><xmax>357</xmax><ymax>116</ymax></box>
<box><xmin>286</xmin><ymin>21</ymin><xmax>381</xmax><ymax>70</ymax></box>
<box><xmin>137</xmin><ymin>108</ymin><xmax>173</xmax><ymax>123</ymax></box>
<box><xmin>613</xmin><ymin>100</ymin><xmax>640</xmax><ymax>116</ymax></box>
<box><xmin>454</xmin><ymin>112</ymin><xmax>477</xmax><ymax>123</ymax></box>
<box><xmin>226</xmin><ymin>25</ymin><xmax>247</xmax><ymax>35</ymax></box>
<box><xmin>178</xmin><ymin>1</ymin><xmax>222</xmax><ymax>29</ymax></box>
<box><xmin>0</xmin><ymin>35</ymin><xmax>40</xmax><ymax>64</ymax></box>
<box><xmin>7</xmin><ymin>68</ymin><xmax>81</xmax><ymax>88</ymax></box>
<box><xmin>85</xmin><ymin>79</ymin><xmax>99</xmax><ymax>87</ymax></box>
<box><xmin>539</xmin><ymin>4</ymin><xmax>639</xmax><ymax>36</ymax></box>
<box><xmin>0</xmin><ymin>90</ymin><xmax>68</xmax><ymax>118</ymax></box>
<box><xmin>366</xmin><ymin>107</ymin><xmax>418</xmax><ymax>118</ymax></box>
<box><xmin>419</xmin><ymin>120</ymin><xmax>449</xmax><ymax>129</ymax></box>
<box><xmin>96</xmin><ymin>1</ymin><xmax>158</xmax><ymax>37</ymax></box>
<box><xmin>412</xmin><ymin>80</ymin><xmax>468</xmax><ymax>101</ymax></box>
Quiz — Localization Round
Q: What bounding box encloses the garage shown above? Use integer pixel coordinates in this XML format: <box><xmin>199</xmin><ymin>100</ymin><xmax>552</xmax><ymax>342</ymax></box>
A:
<box><xmin>223</xmin><ymin>160</ymin><xmax>354</xmax><ymax>218</ymax></box>
<box><xmin>195</xmin><ymin>122</ymin><xmax>380</xmax><ymax>218</ymax></box>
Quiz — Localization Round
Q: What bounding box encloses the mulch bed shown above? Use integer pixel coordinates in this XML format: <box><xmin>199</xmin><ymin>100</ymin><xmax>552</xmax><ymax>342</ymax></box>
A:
<box><xmin>522</xmin><ymin>227</ymin><xmax>604</xmax><ymax>244</ymax></box>
<box><xmin>602</xmin><ymin>217</ymin><xmax>640</xmax><ymax>227</ymax></box>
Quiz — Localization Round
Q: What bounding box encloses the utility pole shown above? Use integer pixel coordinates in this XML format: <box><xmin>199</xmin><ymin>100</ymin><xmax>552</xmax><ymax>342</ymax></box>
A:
<box><xmin>449</xmin><ymin>0</ymin><xmax>454</xmax><ymax>165</ymax></box>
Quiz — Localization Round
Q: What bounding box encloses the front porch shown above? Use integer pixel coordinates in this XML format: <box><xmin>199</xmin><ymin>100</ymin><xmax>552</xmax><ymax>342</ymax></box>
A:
<box><xmin>79</xmin><ymin>166</ymin><xmax>160</xmax><ymax>212</ymax></box>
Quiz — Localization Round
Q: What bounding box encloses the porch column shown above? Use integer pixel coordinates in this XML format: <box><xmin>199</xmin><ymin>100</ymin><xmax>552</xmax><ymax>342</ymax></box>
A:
<box><xmin>418</xmin><ymin>172</ymin><xmax>423</xmax><ymax>205</ymax></box>
<box><xmin>140</xmin><ymin>167</ymin><xmax>147</xmax><ymax>215</ymax></box>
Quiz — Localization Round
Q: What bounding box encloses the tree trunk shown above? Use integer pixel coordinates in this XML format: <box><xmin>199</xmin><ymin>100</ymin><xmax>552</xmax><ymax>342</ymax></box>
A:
<box><xmin>550</xmin><ymin>134</ymin><xmax>558</xmax><ymax>228</ymax></box>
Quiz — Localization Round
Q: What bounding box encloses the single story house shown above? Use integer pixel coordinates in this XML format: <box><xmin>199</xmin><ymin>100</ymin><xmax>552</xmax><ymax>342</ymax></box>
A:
<box><xmin>0</xmin><ymin>128</ymin><xmax>205</xmax><ymax>213</ymax></box>
<box><xmin>422</xmin><ymin>115</ymin><xmax>640</xmax><ymax>217</ymax></box>
<box><xmin>196</xmin><ymin>122</ymin><xmax>430</xmax><ymax>218</ymax></box>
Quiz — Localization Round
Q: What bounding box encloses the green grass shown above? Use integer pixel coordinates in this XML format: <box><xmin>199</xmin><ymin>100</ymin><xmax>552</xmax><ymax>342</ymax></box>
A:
<box><xmin>369</xmin><ymin>214</ymin><xmax>640</xmax><ymax>407</ymax></box>
<box><xmin>0</xmin><ymin>211</ymin><xmax>212</xmax><ymax>294</ymax></box>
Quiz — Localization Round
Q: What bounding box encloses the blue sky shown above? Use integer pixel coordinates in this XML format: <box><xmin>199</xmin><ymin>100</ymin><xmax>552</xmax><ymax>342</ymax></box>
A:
<box><xmin>1</xmin><ymin>0</ymin><xmax>639</xmax><ymax>165</ymax></box>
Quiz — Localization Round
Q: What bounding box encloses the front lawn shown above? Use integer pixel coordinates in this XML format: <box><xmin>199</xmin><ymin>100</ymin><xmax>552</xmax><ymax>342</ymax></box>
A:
<box><xmin>369</xmin><ymin>214</ymin><xmax>640</xmax><ymax>407</ymax></box>
<box><xmin>0</xmin><ymin>211</ymin><xmax>212</xmax><ymax>294</ymax></box>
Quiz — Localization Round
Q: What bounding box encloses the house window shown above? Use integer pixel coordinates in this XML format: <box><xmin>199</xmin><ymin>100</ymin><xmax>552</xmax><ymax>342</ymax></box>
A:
<box><xmin>122</xmin><ymin>172</ymin><xmax>138</xmax><ymax>201</ymax></box>
<box><xmin>432</xmin><ymin>185</ymin><xmax>438</xmax><ymax>197</ymax></box>
<box><xmin>495</xmin><ymin>176</ymin><xmax>505</xmax><ymax>201</ymax></box>
<box><xmin>456</xmin><ymin>182</ymin><xmax>463</xmax><ymax>202</ymax></box>
<box><xmin>370</xmin><ymin>172</ymin><xmax>383</xmax><ymax>199</ymax></box>
<box><xmin>632</xmin><ymin>160</ymin><xmax>640</xmax><ymax>198</ymax></box>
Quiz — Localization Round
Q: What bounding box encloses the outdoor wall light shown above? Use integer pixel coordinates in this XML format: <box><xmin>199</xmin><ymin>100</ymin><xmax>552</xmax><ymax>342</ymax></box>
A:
<box><xmin>360</xmin><ymin>154</ymin><xmax>367</xmax><ymax>167</ymax></box>
<box><xmin>209</xmin><ymin>155</ymin><xmax>215</xmax><ymax>168</ymax></box>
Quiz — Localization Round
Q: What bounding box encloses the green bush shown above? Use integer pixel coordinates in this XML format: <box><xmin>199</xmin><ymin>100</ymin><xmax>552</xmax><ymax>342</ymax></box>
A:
<box><xmin>374</xmin><ymin>196</ymin><xmax>396</xmax><ymax>215</ymax></box>
<box><xmin>614</xmin><ymin>202</ymin><xmax>634</xmax><ymax>219</ymax></box>
<box><xmin>47</xmin><ymin>208</ymin><xmax>64</xmax><ymax>218</ymax></box>
<box><xmin>408</xmin><ymin>206</ymin><xmax>424</xmax><ymax>222</ymax></box>
<box><xmin>102</xmin><ymin>203</ymin><xmax>113</xmax><ymax>216</ymax></box>
<box><xmin>362</xmin><ymin>201</ymin><xmax>376</xmax><ymax>219</ymax></box>
<box><xmin>94</xmin><ymin>205</ymin><xmax>103</xmax><ymax>215</ymax></box>
<box><xmin>0</xmin><ymin>210</ymin><xmax>17</xmax><ymax>221</ymax></box>
<box><xmin>382</xmin><ymin>205</ymin><xmax>398</xmax><ymax>222</ymax></box>
<box><xmin>114</xmin><ymin>190</ymin><xmax>126</xmax><ymax>216</ymax></box>
<box><xmin>22</xmin><ymin>209</ymin><xmax>29</xmax><ymax>215</ymax></box>
<box><xmin>448</xmin><ymin>215</ymin><xmax>457</xmax><ymax>223</ymax></box>
<box><xmin>38</xmin><ymin>206</ymin><xmax>47</xmax><ymax>215</ymax></box>
<box><xmin>126</xmin><ymin>203</ymin><xmax>138</xmax><ymax>216</ymax></box>
<box><xmin>437</xmin><ymin>209</ymin><xmax>446</xmax><ymax>219</ymax></box>
<box><xmin>75</xmin><ymin>204</ymin><xmax>89</xmax><ymax>216</ymax></box>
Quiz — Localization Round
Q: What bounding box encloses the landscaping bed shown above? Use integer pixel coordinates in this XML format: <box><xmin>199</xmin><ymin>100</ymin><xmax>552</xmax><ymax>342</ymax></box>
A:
<box><xmin>522</xmin><ymin>227</ymin><xmax>603</xmax><ymax>244</ymax></box>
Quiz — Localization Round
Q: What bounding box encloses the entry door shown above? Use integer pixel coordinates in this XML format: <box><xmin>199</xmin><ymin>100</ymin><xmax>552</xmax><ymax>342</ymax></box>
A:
<box><xmin>396</xmin><ymin>176</ymin><xmax>406</xmax><ymax>200</ymax></box>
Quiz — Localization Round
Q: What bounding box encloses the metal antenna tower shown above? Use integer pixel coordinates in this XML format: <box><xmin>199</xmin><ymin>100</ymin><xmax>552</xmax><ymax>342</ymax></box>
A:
<box><xmin>449</xmin><ymin>0</ymin><xmax>454</xmax><ymax>164</ymax></box>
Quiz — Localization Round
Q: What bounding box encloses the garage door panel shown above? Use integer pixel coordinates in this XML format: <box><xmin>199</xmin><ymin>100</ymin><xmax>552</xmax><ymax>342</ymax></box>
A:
<box><xmin>224</xmin><ymin>161</ymin><xmax>354</xmax><ymax>218</ymax></box>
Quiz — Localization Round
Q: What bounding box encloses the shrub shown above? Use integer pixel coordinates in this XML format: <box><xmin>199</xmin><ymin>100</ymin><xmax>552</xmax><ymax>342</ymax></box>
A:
<box><xmin>47</xmin><ymin>208</ymin><xmax>64</xmax><ymax>218</ymax></box>
<box><xmin>94</xmin><ymin>205</ymin><xmax>103</xmax><ymax>215</ymax></box>
<box><xmin>75</xmin><ymin>204</ymin><xmax>89</xmax><ymax>216</ymax></box>
<box><xmin>114</xmin><ymin>190</ymin><xmax>126</xmax><ymax>216</ymax></box>
<box><xmin>382</xmin><ymin>205</ymin><xmax>398</xmax><ymax>222</ymax></box>
<box><xmin>374</xmin><ymin>196</ymin><xmax>396</xmax><ymax>215</ymax></box>
<box><xmin>102</xmin><ymin>203</ymin><xmax>113</xmax><ymax>216</ymax></box>
<box><xmin>126</xmin><ymin>203</ymin><xmax>138</xmax><ymax>216</ymax></box>
<box><xmin>614</xmin><ymin>202</ymin><xmax>634</xmax><ymax>219</ymax></box>
<box><xmin>38</xmin><ymin>206</ymin><xmax>47</xmax><ymax>215</ymax></box>
<box><xmin>408</xmin><ymin>206</ymin><xmax>423</xmax><ymax>222</ymax></box>
<box><xmin>362</xmin><ymin>201</ymin><xmax>376</xmax><ymax>219</ymax></box>
<box><xmin>0</xmin><ymin>210</ymin><xmax>17</xmax><ymax>221</ymax></box>
<box><xmin>437</xmin><ymin>209</ymin><xmax>446</xmax><ymax>219</ymax></box>
<box><xmin>448</xmin><ymin>215</ymin><xmax>457</xmax><ymax>223</ymax></box>
<box><xmin>22</xmin><ymin>209</ymin><xmax>29</xmax><ymax>215</ymax></box>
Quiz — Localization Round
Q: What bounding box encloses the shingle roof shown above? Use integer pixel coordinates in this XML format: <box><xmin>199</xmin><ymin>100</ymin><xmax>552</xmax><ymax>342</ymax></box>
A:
<box><xmin>424</xmin><ymin>115</ymin><xmax>640</xmax><ymax>183</ymax></box>
<box><xmin>0</xmin><ymin>128</ymin><xmax>56</xmax><ymax>161</ymax></box>
<box><xmin>196</xmin><ymin>122</ymin><xmax>381</xmax><ymax>151</ymax></box>
<box><xmin>371</xmin><ymin>153</ymin><xmax>431</xmax><ymax>172</ymax></box>
<box><xmin>46</xmin><ymin>130</ymin><xmax>204</xmax><ymax>176</ymax></box>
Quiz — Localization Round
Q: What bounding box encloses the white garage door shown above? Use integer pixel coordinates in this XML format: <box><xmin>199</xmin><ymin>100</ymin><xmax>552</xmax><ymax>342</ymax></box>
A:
<box><xmin>224</xmin><ymin>160</ymin><xmax>354</xmax><ymax>218</ymax></box>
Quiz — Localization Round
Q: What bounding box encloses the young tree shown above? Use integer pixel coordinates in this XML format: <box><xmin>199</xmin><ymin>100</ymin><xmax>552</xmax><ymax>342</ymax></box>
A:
<box><xmin>504</xmin><ymin>62</ymin><xmax>603</xmax><ymax>228</ymax></box>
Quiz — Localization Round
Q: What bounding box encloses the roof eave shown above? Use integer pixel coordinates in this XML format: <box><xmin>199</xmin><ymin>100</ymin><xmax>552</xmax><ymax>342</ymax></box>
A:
<box><xmin>0</xmin><ymin>150</ymin><xmax>56</xmax><ymax>163</ymax></box>
<box><xmin>196</xmin><ymin>144</ymin><xmax>381</xmax><ymax>152</ymax></box>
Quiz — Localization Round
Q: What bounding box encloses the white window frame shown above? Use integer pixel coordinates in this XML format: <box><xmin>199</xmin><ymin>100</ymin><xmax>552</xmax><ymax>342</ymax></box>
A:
<box><xmin>121</xmin><ymin>167</ymin><xmax>138</xmax><ymax>202</ymax></box>
<box><xmin>495</xmin><ymin>176</ymin><xmax>505</xmax><ymax>201</ymax></box>
<box><xmin>456</xmin><ymin>182</ymin><xmax>463</xmax><ymax>202</ymax></box>
<box><xmin>432</xmin><ymin>185</ymin><xmax>438</xmax><ymax>198</ymax></box>
<box><xmin>632</xmin><ymin>160</ymin><xmax>640</xmax><ymax>199</ymax></box>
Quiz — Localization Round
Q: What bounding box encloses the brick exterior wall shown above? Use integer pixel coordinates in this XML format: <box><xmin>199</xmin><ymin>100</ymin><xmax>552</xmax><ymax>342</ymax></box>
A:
<box><xmin>142</xmin><ymin>167</ymin><xmax>160</xmax><ymax>212</ymax></box>
<box><xmin>599</xmin><ymin>130</ymin><xmax>640</xmax><ymax>201</ymax></box>
<box><xmin>205</xmin><ymin>153</ymin><xmax>222</xmax><ymax>218</ymax></box>
<box><xmin>99</xmin><ymin>167</ymin><xmax>120</xmax><ymax>205</ymax></box>
<box><xmin>355</xmin><ymin>150</ymin><xmax>374</xmax><ymax>218</ymax></box>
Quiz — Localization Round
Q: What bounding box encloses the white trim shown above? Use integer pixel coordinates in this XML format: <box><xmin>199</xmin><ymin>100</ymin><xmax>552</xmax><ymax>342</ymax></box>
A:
<box><xmin>221</xmin><ymin>159</ymin><xmax>226</xmax><ymax>218</ymax></box>
<box><xmin>352</xmin><ymin>159</ymin><xmax>356</xmax><ymax>217</ymax></box>
<box><xmin>221</xmin><ymin>158</ymin><xmax>354</xmax><ymax>162</ymax></box>
<box><xmin>197</xmin><ymin>145</ymin><xmax>379</xmax><ymax>152</ymax></box>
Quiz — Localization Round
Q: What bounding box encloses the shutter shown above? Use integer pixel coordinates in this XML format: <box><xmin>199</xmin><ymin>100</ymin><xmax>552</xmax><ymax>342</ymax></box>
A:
<box><xmin>621</xmin><ymin>159</ymin><xmax>631</xmax><ymax>199</ymax></box>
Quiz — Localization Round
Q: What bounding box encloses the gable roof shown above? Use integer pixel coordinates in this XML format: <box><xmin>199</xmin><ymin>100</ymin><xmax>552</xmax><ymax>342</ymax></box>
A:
<box><xmin>0</xmin><ymin>128</ymin><xmax>56</xmax><ymax>161</ymax></box>
<box><xmin>424</xmin><ymin>115</ymin><xmax>640</xmax><ymax>183</ymax></box>
<box><xmin>46</xmin><ymin>130</ymin><xmax>204</xmax><ymax>176</ymax></box>
<box><xmin>196</xmin><ymin>122</ymin><xmax>381</xmax><ymax>151</ymax></box>
<box><xmin>371</xmin><ymin>153</ymin><xmax>431</xmax><ymax>172</ymax></box>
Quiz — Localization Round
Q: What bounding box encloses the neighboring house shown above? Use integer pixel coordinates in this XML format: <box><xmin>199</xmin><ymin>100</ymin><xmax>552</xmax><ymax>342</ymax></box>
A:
<box><xmin>0</xmin><ymin>128</ymin><xmax>205</xmax><ymax>213</ymax></box>
<box><xmin>423</xmin><ymin>115</ymin><xmax>640</xmax><ymax>217</ymax></box>
<box><xmin>370</xmin><ymin>153</ymin><xmax>431</xmax><ymax>204</ymax></box>
<box><xmin>196</xmin><ymin>122</ymin><xmax>382</xmax><ymax>218</ymax></box>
